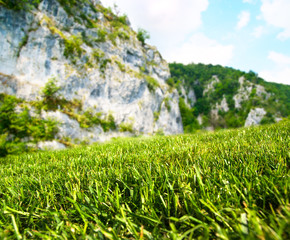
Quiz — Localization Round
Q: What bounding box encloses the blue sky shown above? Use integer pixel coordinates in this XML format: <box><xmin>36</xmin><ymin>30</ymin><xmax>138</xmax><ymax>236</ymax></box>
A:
<box><xmin>104</xmin><ymin>0</ymin><xmax>290</xmax><ymax>85</ymax></box>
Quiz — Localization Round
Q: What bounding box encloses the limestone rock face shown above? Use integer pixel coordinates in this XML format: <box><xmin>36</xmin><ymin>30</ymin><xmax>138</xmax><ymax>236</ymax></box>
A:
<box><xmin>0</xmin><ymin>0</ymin><xmax>183</xmax><ymax>145</ymax></box>
<box><xmin>180</xmin><ymin>85</ymin><xmax>196</xmax><ymax>108</ymax></box>
<box><xmin>245</xmin><ymin>108</ymin><xmax>266</xmax><ymax>126</ymax></box>
<box><xmin>233</xmin><ymin>77</ymin><xmax>271</xmax><ymax>109</ymax></box>
<box><xmin>215</xmin><ymin>96</ymin><xmax>229</xmax><ymax>112</ymax></box>
<box><xmin>38</xmin><ymin>140</ymin><xmax>66</xmax><ymax>151</ymax></box>
<box><xmin>203</xmin><ymin>75</ymin><xmax>219</xmax><ymax>96</ymax></box>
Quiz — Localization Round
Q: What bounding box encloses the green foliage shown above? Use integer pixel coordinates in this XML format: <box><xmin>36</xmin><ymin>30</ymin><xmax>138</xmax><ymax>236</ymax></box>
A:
<box><xmin>56</xmin><ymin>0</ymin><xmax>90</xmax><ymax>16</ymax></box>
<box><xmin>40</xmin><ymin>78</ymin><xmax>62</xmax><ymax>111</ymax></box>
<box><xmin>63</xmin><ymin>34</ymin><xmax>84</xmax><ymax>60</ymax></box>
<box><xmin>102</xmin><ymin>114</ymin><xmax>117</xmax><ymax>132</ymax></box>
<box><xmin>145</xmin><ymin>76</ymin><xmax>159</xmax><ymax>92</ymax></box>
<box><xmin>154</xmin><ymin>111</ymin><xmax>160</xmax><ymax>122</ymax></box>
<box><xmin>117</xmin><ymin>30</ymin><xmax>130</xmax><ymax>40</ymax></box>
<box><xmin>223</xmin><ymin>111</ymin><xmax>245</xmax><ymax>128</ymax></box>
<box><xmin>97</xmin><ymin>28</ymin><xmax>107</xmax><ymax>42</ymax></box>
<box><xmin>166</xmin><ymin>77</ymin><xmax>175</xmax><ymax>87</ymax></box>
<box><xmin>137</xmin><ymin>28</ymin><xmax>150</xmax><ymax>45</ymax></box>
<box><xmin>116</xmin><ymin>14</ymin><xmax>128</xmax><ymax>25</ymax></box>
<box><xmin>0</xmin><ymin>134</ymin><xmax>8</xmax><ymax>157</ymax></box>
<box><xmin>92</xmin><ymin>49</ymin><xmax>105</xmax><ymax>61</ymax></box>
<box><xmin>97</xmin><ymin>4</ymin><xmax>114</xmax><ymax>21</ymax></box>
<box><xmin>170</xmin><ymin>62</ymin><xmax>242</xmax><ymax>110</ymax></box>
<box><xmin>0</xmin><ymin>94</ymin><xmax>58</xmax><ymax>157</ymax></box>
<box><xmin>100</xmin><ymin>58</ymin><xmax>111</xmax><ymax>73</ymax></box>
<box><xmin>0</xmin><ymin>121</ymin><xmax>289</xmax><ymax>238</ymax></box>
<box><xmin>81</xmin><ymin>32</ymin><xmax>96</xmax><ymax>47</ymax></box>
<box><xmin>169</xmin><ymin>62</ymin><xmax>290</xmax><ymax>130</ymax></box>
<box><xmin>179</xmin><ymin>98</ymin><xmax>199</xmax><ymax>133</ymax></box>
<box><xmin>42</xmin><ymin>79</ymin><xmax>60</xmax><ymax>100</ymax></box>
<box><xmin>155</xmin><ymin>128</ymin><xmax>164</xmax><ymax>136</ymax></box>
<box><xmin>260</xmin><ymin>112</ymin><xmax>275</xmax><ymax>125</ymax></box>
<box><xmin>164</xmin><ymin>97</ymin><xmax>171</xmax><ymax>112</ymax></box>
<box><xmin>95</xmin><ymin>3</ymin><xmax>131</xmax><ymax>45</ymax></box>
<box><xmin>17</xmin><ymin>34</ymin><xmax>29</xmax><ymax>57</ymax></box>
<box><xmin>0</xmin><ymin>0</ymin><xmax>41</xmax><ymax>10</ymax></box>
<box><xmin>79</xmin><ymin>110</ymin><xmax>116</xmax><ymax>132</ymax></box>
<box><xmin>115</xmin><ymin>60</ymin><xmax>126</xmax><ymax>72</ymax></box>
<box><xmin>119</xmin><ymin>122</ymin><xmax>134</xmax><ymax>133</ymax></box>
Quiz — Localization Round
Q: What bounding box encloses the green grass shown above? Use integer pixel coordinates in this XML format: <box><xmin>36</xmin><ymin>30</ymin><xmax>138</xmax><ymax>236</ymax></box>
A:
<box><xmin>0</xmin><ymin>120</ymin><xmax>289</xmax><ymax>239</ymax></box>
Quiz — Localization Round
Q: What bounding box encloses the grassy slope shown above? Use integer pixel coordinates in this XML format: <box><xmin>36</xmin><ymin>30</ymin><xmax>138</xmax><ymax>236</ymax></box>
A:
<box><xmin>0</xmin><ymin>120</ymin><xmax>289</xmax><ymax>239</ymax></box>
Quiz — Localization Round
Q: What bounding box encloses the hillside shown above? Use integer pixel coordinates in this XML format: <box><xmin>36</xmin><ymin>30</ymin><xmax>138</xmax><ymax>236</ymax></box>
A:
<box><xmin>169</xmin><ymin>63</ymin><xmax>290</xmax><ymax>132</ymax></box>
<box><xmin>0</xmin><ymin>120</ymin><xmax>289</xmax><ymax>238</ymax></box>
<box><xmin>0</xmin><ymin>0</ymin><xmax>182</xmax><ymax>155</ymax></box>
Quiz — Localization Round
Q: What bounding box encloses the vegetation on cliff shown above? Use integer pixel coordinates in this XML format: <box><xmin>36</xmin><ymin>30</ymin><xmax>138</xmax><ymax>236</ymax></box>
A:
<box><xmin>0</xmin><ymin>93</ymin><xmax>58</xmax><ymax>157</ymax></box>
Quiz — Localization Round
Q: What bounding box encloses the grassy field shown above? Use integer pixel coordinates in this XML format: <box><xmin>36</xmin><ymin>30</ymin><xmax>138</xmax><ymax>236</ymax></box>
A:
<box><xmin>0</xmin><ymin>120</ymin><xmax>289</xmax><ymax>239</ymax></box>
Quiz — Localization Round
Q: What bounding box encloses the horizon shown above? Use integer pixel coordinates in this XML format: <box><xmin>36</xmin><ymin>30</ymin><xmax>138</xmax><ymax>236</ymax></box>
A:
<box><xmin>104</xmin><ymin>0</ymin><xmax>290</xmax><ymax>85</ymax></box>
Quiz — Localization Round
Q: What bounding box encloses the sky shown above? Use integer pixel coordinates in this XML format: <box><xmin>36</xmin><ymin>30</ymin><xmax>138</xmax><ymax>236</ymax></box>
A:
<box><xmin>103</xmin><ymin>0</ymin><xmax>290</xmax><ymax>85</ymax></box>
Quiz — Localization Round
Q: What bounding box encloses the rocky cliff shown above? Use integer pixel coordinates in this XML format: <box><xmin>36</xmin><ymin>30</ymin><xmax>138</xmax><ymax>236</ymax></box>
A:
<box><xmin>0</xmin><ymin>0</ymin><xmax>183</xmax><ymax>149</ymax></box>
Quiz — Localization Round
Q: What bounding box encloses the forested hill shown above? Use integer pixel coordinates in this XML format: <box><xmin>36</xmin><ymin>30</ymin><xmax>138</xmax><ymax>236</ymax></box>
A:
<box><xmin>168</xmin><ymin>62</ymin><xmax>290</xmax><ymax>132</ymax></box>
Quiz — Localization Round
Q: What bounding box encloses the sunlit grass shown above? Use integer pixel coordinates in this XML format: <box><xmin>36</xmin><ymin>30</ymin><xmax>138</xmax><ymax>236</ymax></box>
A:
<box><xmin>0</xmin><ymin>120</ymin><xmax>289</xmax><ymax>239</ymax></box>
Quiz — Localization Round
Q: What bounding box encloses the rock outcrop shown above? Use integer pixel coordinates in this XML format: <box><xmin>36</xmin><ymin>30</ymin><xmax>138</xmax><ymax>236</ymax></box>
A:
<box><xmin>245</xmin><ymin>108</ymin><xmax>266</xmax><ymax>126</ymax></box>
<box><xmin>0</xmin><ymin>0</ymin><xmax>183</xmax><ymax>145</ymax></box>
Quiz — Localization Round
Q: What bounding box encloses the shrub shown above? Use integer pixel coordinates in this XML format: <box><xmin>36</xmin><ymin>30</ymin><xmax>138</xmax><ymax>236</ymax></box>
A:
<box><xmin>179</xmin><ymin>98</ymin><xmax>200</xmax><ymax>133</ymax></box>
<box><xmin>0</xmin><ymin>134</ymin><xmax>8</xmax><ymax>157</ymax></box>
<box><xmin>0</xmin><ymin>93</ymin><xmax>58</xmax><ymax>157</ymax></box>
<box><xmin>41</xmin><ymin>78</ymin><xmax>62</xmax><ymax>110</ymax></box>
<box><xmin>145</xmin><ymin>76</ymin><xmax>159</xmax><ymax>92</ymax></box>
<box><xmin>116</xmin><ymin>60</ymin><xmax>126</xmax><ymax>72</ymax></box>
<box><xmin>164</xmin><ymin>97</ymin><xmax>171</xmax><ymax>112</ymax></box>
<box><xmin>101</xmin><ymin>114</ymin><xmax>116</xmax><ymax>132</ymax></box>
<box><xmin>97</xmin><ymin>28</ymin><xmax>107</xmax><ymax>42</ymax></box>
<box><xmin>137</xmin><ymin>28</ymin><xmax>150</xmax><ymax>45</ymax></box>
<box><xmin>100</xmin><ymin>59</ymin><xmax>111</xmax><ymax>73</ymax></box>
<box><xmin>0</xmin><ymin>0</ymin><xmax>41</xmax><ymax>11</ymax></box>
<box><xmin>260</xmin><ymin>112</ymin><xmax>275</xmax><ymax>125</ymax></box>
<box><xmin>63</xmin><ymin>34</ymin><xmax>84</xmax><ymax>59</ymax></box>
<box><xmin>117</xmin><ymin>14</ymin><xmax>128</xmax><ymax>25</ymax></box>
<box><xmin>119</xmin><ymin>122</ymin><xmax>134</xmax><ymax>133</ymax></box>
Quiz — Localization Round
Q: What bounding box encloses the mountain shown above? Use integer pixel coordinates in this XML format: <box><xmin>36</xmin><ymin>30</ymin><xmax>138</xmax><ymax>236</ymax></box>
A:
<box><xmin>0</xmin><ymin>0</ymin><xmax>182</xmax><ymax>154</ymax></box>
<box><xmin>169</xmin><ymin>62</ymin><xmax>290</xmax><ymax>132</ymax></box>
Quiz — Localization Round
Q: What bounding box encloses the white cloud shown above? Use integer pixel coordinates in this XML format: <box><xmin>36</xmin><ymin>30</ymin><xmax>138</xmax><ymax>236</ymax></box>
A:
<box><xmin>252</xmin><ymin>26</ymin><xmax>265</xmax><ymax>38</ymax></box>
<box><xmin>261</xmin><ymin>0</ymin><xmax>290</xmax><ymax>40</ymax></box>
<box><xmin>260</xmin><ymin>69</ymin><xmax>290</xmax><ymax>85</ymax></box>
<box><xmin>268</xmin><ymin>51</ymin><xmax>290</xmax><ymax>65</ymax></box>
<box><xmin>165</xmin><ymin>33</ymin><xmax>234</xmax><ymax>65</ymax></box>
<box><xmin>243</xmin><ymin>0</ymin><xmax>253</xmax><ymax>3</ymax></box>
<box><xmin>259</xmin><ymin>51</ymin><xmax>290</xmax><ymax>85</ymax></box>
<box><xmin>103</xmin><ymin>0</ymin><xmax>208</xmax><ymax>33</ymax></box>
<box><xmin>103</xmin><ymin>0</ymin><xmax>209</xmax><ymax>46</ymax></box>
<box><xmin>236</xmin><ymin>11</ymin><xmax>250</xmax><ymax>30</ymax></box>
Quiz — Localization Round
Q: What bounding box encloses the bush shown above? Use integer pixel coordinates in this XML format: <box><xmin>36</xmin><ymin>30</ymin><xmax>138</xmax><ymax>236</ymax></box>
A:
<box><xmin>137</xmin><ymin>28</ymin><xmax>150</xmax><ymax>45</ymax></box>
<box><xmin>0</xmin><ymin>134</ymin><xmax>8</xmax><ymax>157</ymax></box>
<box><xmin>260</xmin><ymin>112</ymin><xmax>275</xmax><ymax>125</ymax></box>
<box><xmin>179</xmin><ymin>98</ymin><xmax>199</xmax><ymax>133</ymax></box>
<box><xmin>63</xmin><ymin>34</ymin><xmax>84</xmax><ymax>60</ymax></box>
<box><xmin>119</xmin><ymin>122</ymin><xmax>134</xmax><ymax>133</ymax></box>
<box><xmin>41</xmin><ymin>78</ymin><xmax>62</xmax><ymax>110</ymax></box>
<box><xmin>145</xmin><ymin>76</ymin><xmax>159</xmax><ymax>92</ymax></box>
<box><xmin>0</xmin><ymin>0</ymin><xmax>41</xmax><ymax>11</ymax></box>
<box><xmin>0</xmin><ymin>93</ymin><xmax>58</xmax><ymax>157</ymax></box>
